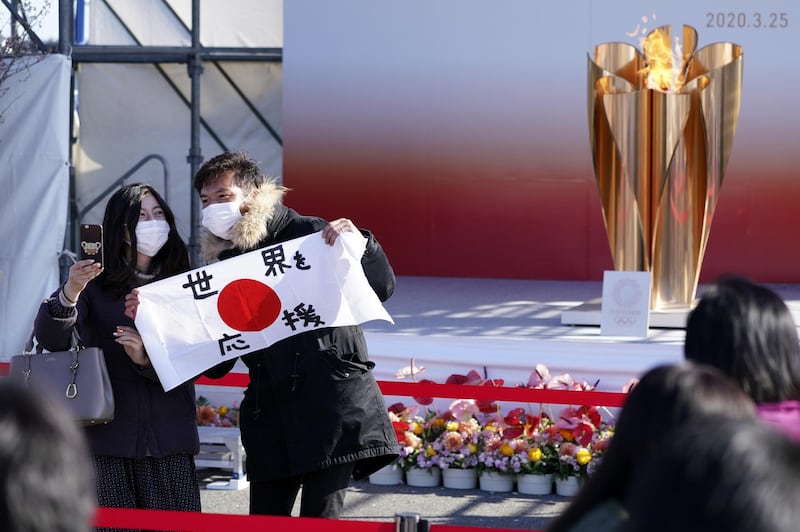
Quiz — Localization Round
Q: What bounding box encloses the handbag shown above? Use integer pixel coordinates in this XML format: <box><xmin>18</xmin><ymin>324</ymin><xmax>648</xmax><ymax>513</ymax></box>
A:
<box><xmin>9</xmin><ymin>331</ymin><xmax>115</xmax><ymax>426</ymax></box>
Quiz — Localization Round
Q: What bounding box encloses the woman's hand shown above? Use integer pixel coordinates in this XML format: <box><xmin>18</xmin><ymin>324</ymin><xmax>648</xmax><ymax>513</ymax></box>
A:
<box><xmin>113</xmin><ymin>325</ymin><xmax>149</xmax><ymax>367</ymax></box>
<box><xmin>124</xmin><ymin>289</ymin><xmax>140</xmax><ymax>320</ymax></box>
<box><xmin>63</xmin><ymin>259</ymin><xmax>103</xmax><ymax>302</ymax></box>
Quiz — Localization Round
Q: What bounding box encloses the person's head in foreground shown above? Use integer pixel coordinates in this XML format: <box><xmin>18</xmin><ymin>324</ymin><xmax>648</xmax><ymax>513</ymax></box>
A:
<box><xmin>625</xmin><ymin>416</ymin><xmax>800</xmax><ymax>532</ymax></box>
<box><xmin>0</xmin><ymin>381</ymin><xmax>95</xmax><ymax>532</ymax></box>
<box><xmin>684</xmin><ymin>275</ymin><xmax>800</xmax><ymax>404</ymax></box>
<box><xmin>547</xmin><ymin>362</ymin><xmax>756</xmax><ymax>532</ymax></box>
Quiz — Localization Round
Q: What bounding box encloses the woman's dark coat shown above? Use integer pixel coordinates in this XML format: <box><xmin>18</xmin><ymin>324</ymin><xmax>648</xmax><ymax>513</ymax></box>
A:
<box><xmin>34</xmin><ymin>282</ymin><xmax>199</xmax><ymax>458</ymax></box>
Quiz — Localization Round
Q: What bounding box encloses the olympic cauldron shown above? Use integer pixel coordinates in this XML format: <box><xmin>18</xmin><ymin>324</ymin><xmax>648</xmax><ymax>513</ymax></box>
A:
<box><xmin>588</xmin><ymin>25</ymin><xmax>742</xmax><ymax>309</ymax></box>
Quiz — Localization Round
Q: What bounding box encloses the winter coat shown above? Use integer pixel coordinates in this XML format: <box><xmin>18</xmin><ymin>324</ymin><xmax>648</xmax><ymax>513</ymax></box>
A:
<box><xmin>34</xmin><ymin>280</ymin><xmax>200</xmax><ymax>459</ymax></box>
<box><xmin>202</xmin><ymin>182</ymin><xmax>399</xmax><ymax>481</ymax></box>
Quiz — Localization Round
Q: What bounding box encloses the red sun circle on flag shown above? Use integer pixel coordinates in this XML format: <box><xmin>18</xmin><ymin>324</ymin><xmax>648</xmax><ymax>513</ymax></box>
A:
<box><xmin>217</xmin><ymin>279</ymin><xmax>281</xmax><ymax>332</ymax></box>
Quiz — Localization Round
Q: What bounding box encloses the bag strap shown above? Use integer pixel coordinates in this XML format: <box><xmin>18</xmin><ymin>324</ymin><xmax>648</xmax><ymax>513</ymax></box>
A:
<box><xmin>22</xmin><ymin>329</ymin><xmax>83</xmax><ymax>398</ymax></box>
<box><xmin>23</xmin><ymin>330</ymin><xmax>35</xmax><ymax>353</ymax></box>
<box><xmin>24</xmin><ymin>328</ymin><xmax>82</xmax><ymax>353</ymax></box>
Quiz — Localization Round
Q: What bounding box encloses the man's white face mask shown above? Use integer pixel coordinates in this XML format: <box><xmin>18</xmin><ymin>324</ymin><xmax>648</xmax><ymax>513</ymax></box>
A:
<box><xmin>135</xmin><ymin>220</ymin><xmax>170</xmax><ymax>257</ymax></box>
<box><xmin>201</xmin><ymin>200</ymin><xmax>243</xmax><ymax>240</ymax></box>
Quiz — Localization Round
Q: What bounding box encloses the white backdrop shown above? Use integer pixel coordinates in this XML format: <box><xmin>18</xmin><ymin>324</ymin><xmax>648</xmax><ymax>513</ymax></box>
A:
<box><xmin>0</xmin><ymin>55</ymin><xmax>71</xmax><ymax>358</ymax></box>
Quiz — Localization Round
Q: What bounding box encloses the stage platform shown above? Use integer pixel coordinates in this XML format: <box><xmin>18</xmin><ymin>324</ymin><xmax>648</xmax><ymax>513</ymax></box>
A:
<box><xmin>361</xmin><ymin>276</ymin><xmax>800</xmax><ymax>394</ymax></box>
<box><xmin>199</xmin><ymin>276</ymin><xmax>800</xmax><ymax>397</ymax></box>
<box><xmin>195</xmin><ymin>276</ymin><xmax>800</xmax><ymax>484</ymax></box>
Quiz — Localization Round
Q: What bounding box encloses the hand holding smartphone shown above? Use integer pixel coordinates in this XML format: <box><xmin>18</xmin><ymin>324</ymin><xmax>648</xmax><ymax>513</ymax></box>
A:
<box><xmin>79</xmin><ymin>224</ymin><xmax>104</xmax><ymax>269</ymax></box>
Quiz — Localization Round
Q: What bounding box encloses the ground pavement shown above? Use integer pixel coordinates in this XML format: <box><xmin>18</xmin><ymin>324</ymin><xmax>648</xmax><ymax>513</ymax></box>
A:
<box><xmin>198</xmin><ymin>468</ymin><xmax>571</xmax><ymax>530</ymax></box>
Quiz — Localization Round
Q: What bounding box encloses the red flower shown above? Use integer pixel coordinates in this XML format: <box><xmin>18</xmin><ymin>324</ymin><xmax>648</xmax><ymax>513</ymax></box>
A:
<box><xmin>392</xmin><ymin>420</ymin><xmax>411</xmax><ymax>443</ymax></box>
<box><xmin>572</xmin><ymin>421</ymin><xmax>595</xmax><ymax>447</ymax></box>
<box><xmin>445</xmin><ymin>369</ymin><xmax>484</xmax><ymax>385</ymax></box>
<box><xmin>476</xmin><ymin>378</ymin><xmax>505</xmax><ymax>413</ymax></box>
<box><xmin>387</xmin><ymin>402</ymin><xmax>406</xmax><ymax>415</ymax></box>
<box><xmin>412</xmin><ymin>379</ymin><xmax>437</xmax><ymax>406</ymax></box>
<box><xmin>504</xmin><ymin>407</ymin><xmax>526</xmax><ymax>427</ymax></box>
<box><xmin>502</xmin><ymin>427</ymin><xmax>524</xmax><ymax>439</ymax></box>
<box><xmin>577</xmin><ymin>405</ymin><xmax>602</xmax><ymax>427</ymax></box>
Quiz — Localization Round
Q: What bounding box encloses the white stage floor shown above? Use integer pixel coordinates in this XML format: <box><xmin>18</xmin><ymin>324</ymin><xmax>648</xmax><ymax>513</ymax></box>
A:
<box><xmin>198</xmin><ymin>276</ymin><xmax>800</xmax><ymax>403</ymax></box>
<box><xmin>362</xmin><ymin>276</ymin><xmax>800</xmax><ymax>393</ymax></box>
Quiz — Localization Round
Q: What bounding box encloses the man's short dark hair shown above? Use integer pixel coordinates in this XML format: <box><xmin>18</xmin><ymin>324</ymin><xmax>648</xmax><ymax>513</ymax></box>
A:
<box><xmin>193</xmin><ymin>151</ymin><xmax>269</xmax><ymax>192</ymax></box>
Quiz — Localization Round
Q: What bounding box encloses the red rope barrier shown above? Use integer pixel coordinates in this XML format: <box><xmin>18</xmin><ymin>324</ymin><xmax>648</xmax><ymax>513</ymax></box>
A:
<box><xmin>196</xmin><ymin>374</ymin><xmax>627</xmax><ymax>408</ymax></box>
<box><xmin>92</xmin><ymin>507</ymin><xmax>535</xmax><ymax>532</ymax></box>
<box><xmin>196</xmin><ymin>373</ymin><xmax>249</xmax><ymax>387</ymax></box>
<box><xmin>2</xmin><ymin>362</ymin><xmax>626</xmax><ymax>407</ymax></box>
<box><xmin>377</xmin><ymin>381</ymin><xmax>626</xmax><ymax>407</ymax></box>
<box><xmin>0</xmin><ymin>360</ymin><xmax>567</xmax><ymax>531</ymax></box>
<box><xmin>93</xmin><ymin>508</ymin><xmax>393</xmax><ymax>531</ymax></box>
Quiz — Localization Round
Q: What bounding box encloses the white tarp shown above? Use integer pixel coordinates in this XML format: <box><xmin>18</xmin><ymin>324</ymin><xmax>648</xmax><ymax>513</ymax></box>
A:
<box><xmin>0</xmin><ymin>54</ymin><xmax>71</xmax><ymax>359</ymax></box>
<box><xmin>74</xmin><ymin>0</ymin><xmax>283</xmax><ymax>235</ymax></box>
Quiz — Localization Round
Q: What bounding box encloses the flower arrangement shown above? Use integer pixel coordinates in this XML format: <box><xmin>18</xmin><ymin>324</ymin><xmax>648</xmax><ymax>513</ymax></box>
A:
<box><xmin>432</xmin><ymin>400</ymin><xmax>482</xmax><ymax>470</ymax></box>
<box><xmin>543</xmin><ymin>404</ymin><xmax>612</xmax><ymax>479</ymax></box>
<box><xmin>380</xmin><ymin>361</ymin><xmax>621</xmax><ymax>487</ymax></box>
<box><xmin>388</xmin><ymin>402</ymin><xmax>425</xmax><ymax>470</ymax></box>
<box><xmin>196</xmin><ymin>395</ymin><xmax>240</xmax><ymax>427</ymax></box>
<box><xmin>516</xmin><ymin>414</ymin><xmax>559</xmax><ymax>476</ymax></box>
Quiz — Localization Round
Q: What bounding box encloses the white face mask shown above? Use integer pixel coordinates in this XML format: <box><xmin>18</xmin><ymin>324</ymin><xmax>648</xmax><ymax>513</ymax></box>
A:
<box><xmin>135</xmin><ymin>220</ymin><xmax>170</xmax><ymax>257</ymax></box>
<box><xmin>202</xmin><ymin>200</ymin><xmax>243</xmax><ymax>240</ymax></box>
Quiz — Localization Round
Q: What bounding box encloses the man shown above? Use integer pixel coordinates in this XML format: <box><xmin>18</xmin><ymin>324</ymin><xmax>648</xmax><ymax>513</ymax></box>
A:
<box><xmin>181</xmin><ymin>151</ymin><xmax>397</xmax><ymax>517</ymax></box>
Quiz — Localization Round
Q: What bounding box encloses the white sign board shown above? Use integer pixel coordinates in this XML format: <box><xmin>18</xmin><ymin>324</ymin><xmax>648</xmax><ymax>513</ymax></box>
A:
<box><xmin>600</xmin><ymin>271</ymin><xmax>651</xmax><ymax>337</ymax></box>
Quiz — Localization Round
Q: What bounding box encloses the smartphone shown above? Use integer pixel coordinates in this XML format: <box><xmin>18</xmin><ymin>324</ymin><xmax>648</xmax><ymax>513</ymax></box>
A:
<box><xmin>79</xmin><ymin>224</ymin><xmax>104</xmax><ymax>268</ymax></box>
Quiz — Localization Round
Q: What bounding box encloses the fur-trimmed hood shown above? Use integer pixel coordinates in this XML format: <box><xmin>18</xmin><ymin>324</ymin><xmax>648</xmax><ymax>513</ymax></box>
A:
<box><xmin>200</xmin><ymin>181</ymin><xmax>288</xmax><ymax>263</ymax></box>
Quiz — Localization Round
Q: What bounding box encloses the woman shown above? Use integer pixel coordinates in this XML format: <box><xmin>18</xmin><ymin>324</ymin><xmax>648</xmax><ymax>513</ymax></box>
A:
<box><xmin>625</xmin><ymin>417</ymin><xmax>800</xmax><ymax>532</ymax></box>
<box><xmin>684</xmin><ymin>275</ymin><xmax>800</xmax><ymax>442</ymax></box>
<box><xmin>546</xmin><ymin>362</ymin><xmax>756</xmax><ymax>532</ymax></box>
<box><xmin>34</xmin><ymin>184</ymin><xmax>200</xmax><ymax>526</ymax></box>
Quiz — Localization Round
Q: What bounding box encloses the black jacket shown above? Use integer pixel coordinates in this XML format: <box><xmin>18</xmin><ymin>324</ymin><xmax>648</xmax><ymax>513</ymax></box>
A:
<box><xmin>204</xmin><ymin>197</ymin><xmax>398</xmax><ymax>481</ymax></box>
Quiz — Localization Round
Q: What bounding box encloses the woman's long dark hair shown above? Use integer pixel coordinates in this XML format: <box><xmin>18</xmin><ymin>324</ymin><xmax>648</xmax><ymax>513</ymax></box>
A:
<box><xmin>546</xmin><ymin>363</ymin><xmax>756</xmax><ymax>532</ymax></box>
<box><xmin>685</xmin><ymin>275</ymin><xmax>800</xmax><ymax>403</ymax></box>
<box><xmin>98</xmin><ymin>183</ymin><xmax>189</xmax><ymax>297</ymax></box>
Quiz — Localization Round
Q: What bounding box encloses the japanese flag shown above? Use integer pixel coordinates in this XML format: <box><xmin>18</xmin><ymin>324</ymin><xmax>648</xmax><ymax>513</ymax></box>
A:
<box><xmin>135</xmin><ymin>231</ymin><xmax>393</xmax><ymax>391</ymax></box>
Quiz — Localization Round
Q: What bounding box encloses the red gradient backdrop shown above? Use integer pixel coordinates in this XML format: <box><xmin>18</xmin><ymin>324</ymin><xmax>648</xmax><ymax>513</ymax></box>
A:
<box><xmin>284</xmin><ymin>1</ymin><xmax>800</xmax><ymax>283</ymax></box>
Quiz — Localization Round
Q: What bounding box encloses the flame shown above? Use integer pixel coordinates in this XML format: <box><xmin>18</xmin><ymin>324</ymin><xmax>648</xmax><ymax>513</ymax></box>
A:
<box><xmin>640</xmin><ymin>28</ymin><xmax>684</xmax><ymax>91</ymax></box>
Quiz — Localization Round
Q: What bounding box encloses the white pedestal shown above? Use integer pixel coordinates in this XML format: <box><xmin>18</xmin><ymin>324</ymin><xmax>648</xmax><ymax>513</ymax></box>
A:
<box><xmin>196</xmin><ymin>426</ymin><xmax>248</xmax><ymax>490</ymax></box>
<box><xmin>560</xmin><ymin>298</ymin><xmax>690</xmax><ymax>329</ymax></box>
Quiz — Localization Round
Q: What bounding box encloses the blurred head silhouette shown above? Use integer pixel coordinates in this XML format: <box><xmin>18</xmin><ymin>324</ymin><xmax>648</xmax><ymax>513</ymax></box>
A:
<box><xmin>0</xmin><ymin>381</ymin><xmax>95</xmax><ymax>532</ymax></box>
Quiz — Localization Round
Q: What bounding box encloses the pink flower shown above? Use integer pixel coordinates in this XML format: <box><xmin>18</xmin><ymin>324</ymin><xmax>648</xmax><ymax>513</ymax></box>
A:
<box><xmin>442</xmin><ymin>431</ymin><xmax>464</xmax><ymax>452</ymax></box>
<box><xmin>559</xmin><ymin>442</ymin><xmax>577</xmax><ymax>456</ymax></box>
<box><xmin>448</xmin><ymin>399</ymin><xmax>480</xmax><ymax>422</ymax></box>
<box><xmin>592</xmin><ymin>437</ymin><xmax>612</xmax><ymax>453</ymax></box>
